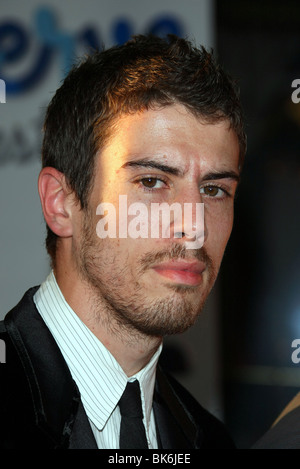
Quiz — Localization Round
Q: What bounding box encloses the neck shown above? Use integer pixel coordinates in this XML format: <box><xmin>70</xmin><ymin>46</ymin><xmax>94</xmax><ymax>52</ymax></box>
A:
<box><xmin>54</xmin><ymin>263</ymin><xmax>162</xmax><ymax>377</ymax></box>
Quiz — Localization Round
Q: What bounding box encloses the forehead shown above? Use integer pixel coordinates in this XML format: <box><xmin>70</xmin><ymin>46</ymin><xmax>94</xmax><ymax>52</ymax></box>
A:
<box><xmin>97</xmin><ymin>104</ymin><xmax>240</xmax><ymax>176</ymax></box>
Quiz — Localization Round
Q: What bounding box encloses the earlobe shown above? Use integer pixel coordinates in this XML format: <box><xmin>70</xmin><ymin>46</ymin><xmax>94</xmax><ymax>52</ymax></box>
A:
<box><xmin>38</xmin><ymin>167</ymin><xmax>74</xmax><ymax>238</ymax></box>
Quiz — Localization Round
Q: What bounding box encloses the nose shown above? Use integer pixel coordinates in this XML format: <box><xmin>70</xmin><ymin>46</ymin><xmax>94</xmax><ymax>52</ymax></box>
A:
<box><xmin>169</xmin><ymin>186</ymin><xmax>207</xmax><ymax>250</ymax></box>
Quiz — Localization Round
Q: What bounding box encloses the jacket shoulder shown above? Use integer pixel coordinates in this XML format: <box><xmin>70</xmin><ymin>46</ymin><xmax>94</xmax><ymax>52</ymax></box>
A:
<box><xmin>253</xmin><ymin>404</ymin><xmax>300</xmax><ymax>449</ymax></box>
<box><xmin>0</xmin><ymin>287</ymin><xmax>77</xmax><ymax>449</ymax></box>
<box><xmin>0</xmin><ymin>314</ymin><xmax>44</xmax><ymax>448</ymax></box>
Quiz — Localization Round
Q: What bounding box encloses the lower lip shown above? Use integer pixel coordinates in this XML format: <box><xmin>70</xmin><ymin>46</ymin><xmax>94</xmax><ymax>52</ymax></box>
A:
<box><xmin>152</xmin><ymin>268</ymin><xmax>203</xmax><ymax>286</ymax></box>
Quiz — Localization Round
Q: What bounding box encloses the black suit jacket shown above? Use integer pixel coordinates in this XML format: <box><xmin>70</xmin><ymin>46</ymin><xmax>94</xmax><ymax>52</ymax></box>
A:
<box><xmin>0</xmin><ymin>287</ymin><xmax>235</xmax><ymax>449</ymax></box>
<box><xmin>253</xmin><ymin>395</ymin><xmax>300</xmax><ymax>449</ymax></box>
<box><xmin>253</xmin><ymin>407</ymin><xmax>300</xmax><ymax>449</ymax></box>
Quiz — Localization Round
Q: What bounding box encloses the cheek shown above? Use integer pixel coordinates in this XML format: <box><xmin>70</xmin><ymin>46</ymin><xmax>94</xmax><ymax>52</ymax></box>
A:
<box><xmin>205</xmin><ymin>206</ymin><xmax>234</xmax><ymax>258</ymax></box>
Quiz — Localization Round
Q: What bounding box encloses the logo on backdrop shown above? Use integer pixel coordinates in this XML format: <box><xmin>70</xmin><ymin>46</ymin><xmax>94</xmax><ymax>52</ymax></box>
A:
<box><xmin>0</xmin><ymin>6</ymin><xmax>184</xmax><ymax>166</ymax></box>
<box><xmin>0</xmin><ymin>6</ymin><xmax>184</xmax><ymax>96</ymax></box>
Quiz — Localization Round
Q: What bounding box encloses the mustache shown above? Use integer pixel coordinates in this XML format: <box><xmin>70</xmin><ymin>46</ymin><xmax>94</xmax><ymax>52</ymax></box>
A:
<box><xmin>139</xmin><ymin>243</ymin><xmax>213</xmax><ymax>273</ymax></box>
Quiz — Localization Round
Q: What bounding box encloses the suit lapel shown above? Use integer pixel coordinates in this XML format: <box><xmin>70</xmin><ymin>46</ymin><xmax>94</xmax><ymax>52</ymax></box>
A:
<box><xmin>153</xmin><ymin>366</ymin><xmax>202</xmax><ymax>449</ymax></box>
<box><xmin>69</xmin><ymin>401</ymin><xmax>98</xmax><ymax>449</ymax></box>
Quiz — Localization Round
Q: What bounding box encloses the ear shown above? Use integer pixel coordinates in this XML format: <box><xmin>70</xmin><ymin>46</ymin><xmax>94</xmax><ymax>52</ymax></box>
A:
<box><xmin>38</xmin><ymin>167</ymin><xmax>75</xmax><ymax>238</ymax></box>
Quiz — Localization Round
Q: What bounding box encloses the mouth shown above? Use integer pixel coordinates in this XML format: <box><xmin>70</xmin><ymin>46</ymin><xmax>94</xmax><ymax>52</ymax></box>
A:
<box><xmin>152</xmin><ymin>259</ymin><xmax>206</xmax><ymax>286</ymax></box>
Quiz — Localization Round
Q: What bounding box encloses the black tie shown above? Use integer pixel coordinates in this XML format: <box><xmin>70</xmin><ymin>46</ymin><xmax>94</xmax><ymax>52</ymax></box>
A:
<box><xmin>118</xmin><ymin>380</ymin><xmax>149</xmax><ymax>449</ymax></box>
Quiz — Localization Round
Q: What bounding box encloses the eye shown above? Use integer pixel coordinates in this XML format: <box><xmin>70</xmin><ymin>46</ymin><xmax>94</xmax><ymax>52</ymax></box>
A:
<box><xmin>200</xmin><ymin>185</ymin><xmax>228</xmax><ymax>198</ymax></box>
<box><xmin>139</xmin><ymin>177</ymin><xmax>167</xmax><ymax>190</ymax></box>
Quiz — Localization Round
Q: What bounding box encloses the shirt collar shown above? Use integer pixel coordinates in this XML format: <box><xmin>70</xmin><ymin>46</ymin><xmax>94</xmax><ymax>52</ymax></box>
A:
<box><xmin>33</xmin><ymin>271</ymin><xmax>162</xmax><ymax>431</ymax></box>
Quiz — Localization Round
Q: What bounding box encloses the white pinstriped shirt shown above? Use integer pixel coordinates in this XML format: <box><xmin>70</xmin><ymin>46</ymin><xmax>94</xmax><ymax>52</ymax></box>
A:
<box><xmin>33</xmin><ymin>271</ymin><xmax>162</xmax><ymax>449</ymax></box>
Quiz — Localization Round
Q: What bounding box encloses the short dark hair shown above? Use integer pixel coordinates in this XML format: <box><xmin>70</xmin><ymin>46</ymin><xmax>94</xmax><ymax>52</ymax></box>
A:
<box><xmin>42</xmin><ymin>34</ymin><xmax>246</xmax><ymax>262</ymax></box>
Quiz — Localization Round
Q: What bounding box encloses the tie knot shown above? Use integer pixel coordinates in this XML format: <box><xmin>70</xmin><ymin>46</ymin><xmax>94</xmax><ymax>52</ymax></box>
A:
<box><xmin>118</xmin><ymin>380</ymin><xmax>144</xmax><ymax>418</ymax></box>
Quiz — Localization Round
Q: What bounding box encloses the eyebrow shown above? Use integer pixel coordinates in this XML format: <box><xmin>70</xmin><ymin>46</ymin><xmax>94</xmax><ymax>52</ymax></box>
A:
<box><xmin>202</xmin><ymin>170</ymin><xmax>240</xmax><ymax>183</ymax></box>
<box><xmin>122</xmin><ymin>158</ymin><xmax>240</xmax><ymax>183</ymax></box>
<box><xmin>121</xmin><ymin>159</ymin><xmax>183</xmax><ymax>176</ymax></box>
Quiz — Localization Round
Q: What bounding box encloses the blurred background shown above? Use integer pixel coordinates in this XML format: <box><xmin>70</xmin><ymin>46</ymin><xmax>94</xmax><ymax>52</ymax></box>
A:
<box><xmin>1</xmin><ymin>0</ymin><xmax>300</xmax><ymax>449</ymax></box>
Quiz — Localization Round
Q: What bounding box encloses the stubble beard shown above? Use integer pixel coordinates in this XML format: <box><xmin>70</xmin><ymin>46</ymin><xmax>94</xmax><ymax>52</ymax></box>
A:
<box><xmin>75</xmin><ymin>209</ymin><xmax>217</xmax><ymax>338</ymax></box>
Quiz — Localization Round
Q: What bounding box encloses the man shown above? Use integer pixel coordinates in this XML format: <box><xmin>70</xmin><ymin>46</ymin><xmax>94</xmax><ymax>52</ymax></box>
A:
<box><xmin>0</xmin><ymin>34</ymin><xmax>246</xmax><ymax>449</ymax></box>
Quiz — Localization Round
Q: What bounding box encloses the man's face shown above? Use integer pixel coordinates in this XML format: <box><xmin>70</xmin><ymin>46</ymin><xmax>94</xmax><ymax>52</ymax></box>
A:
<box><xmin>74</xmin><ymin>104</ymin><xmax>240</xmax><ymax>337</ymax></box>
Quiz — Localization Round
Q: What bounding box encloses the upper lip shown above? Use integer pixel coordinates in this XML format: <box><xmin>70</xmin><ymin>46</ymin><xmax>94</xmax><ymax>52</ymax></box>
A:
<box><xmin>152</xmin><ymin>259</ymin><xmax>206</xmax><ymax>274</ymax></box>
